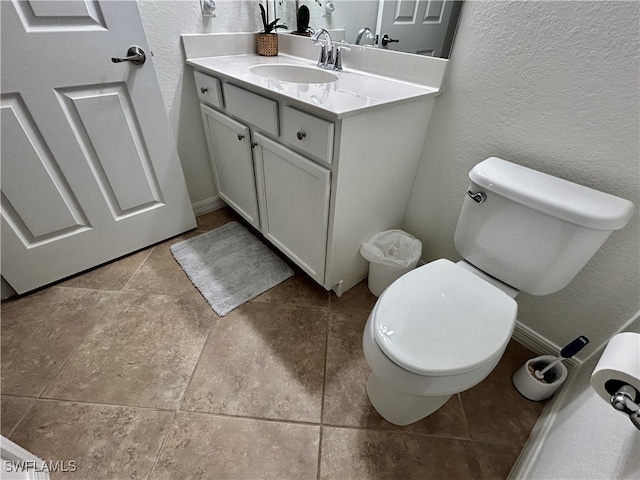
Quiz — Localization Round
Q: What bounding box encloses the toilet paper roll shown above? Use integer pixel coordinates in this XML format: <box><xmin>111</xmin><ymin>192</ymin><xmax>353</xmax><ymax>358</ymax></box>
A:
<box><xmin>591</xmin><ymin>332</ymin><xmax>640</xmax><ymax>402</ymax></box>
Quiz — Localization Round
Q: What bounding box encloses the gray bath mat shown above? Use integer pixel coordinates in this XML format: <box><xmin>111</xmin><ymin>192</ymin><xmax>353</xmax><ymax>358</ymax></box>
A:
<box><xmin>170</xmin><ymin>221</ymin><xmax>293</xmax><ymax>316</ymax></box>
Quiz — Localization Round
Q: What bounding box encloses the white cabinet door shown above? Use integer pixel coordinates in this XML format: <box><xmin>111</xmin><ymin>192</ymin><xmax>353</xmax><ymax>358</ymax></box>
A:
<box><xmin>201</xmin><ymin>105</ymin><xmax>260</xmax><ymax>229</ymax></box>
<box><xmin>1</xmin><ymin>0</ymin><xmax>196</xmax><ymax>294</ymax></box>
<box><xmin>254</xmin><ymin>133</ymin><xmax>330</xmax><ymax>283</ymax></box>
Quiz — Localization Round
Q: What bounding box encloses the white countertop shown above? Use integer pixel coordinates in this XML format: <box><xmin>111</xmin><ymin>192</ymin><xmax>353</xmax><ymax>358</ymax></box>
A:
<box><xmin>186</xmin><ymin>54</ymin><xmax>440</xmax><ymax>119</ymax></box>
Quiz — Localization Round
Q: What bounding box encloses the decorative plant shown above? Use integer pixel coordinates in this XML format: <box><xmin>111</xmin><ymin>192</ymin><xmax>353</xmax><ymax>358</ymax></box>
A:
<box><xmin>259</xmin><ymin>3</ymin><xmax>287</xmax><ymax>34</ymax></box>
<box><xmin>296</xmin><ymin>5</ymin><xmax>310</xmax><ymax>34</ymax></box>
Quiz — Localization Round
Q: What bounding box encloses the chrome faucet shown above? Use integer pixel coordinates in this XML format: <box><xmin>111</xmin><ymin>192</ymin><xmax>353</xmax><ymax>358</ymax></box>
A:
<box><xmin>355</xmin><ymin>27</ymin><xmax>375</xmax><ymax>46</ymax></box>
<box><xmin>311</xmin><ymin>28</ymin><xmax>334</xmax><ymax>69</ymax></box>
<box><xmin>311</xmin><ymin>28</ymin><xmax>350</xmax><ymax>71</ymax></box>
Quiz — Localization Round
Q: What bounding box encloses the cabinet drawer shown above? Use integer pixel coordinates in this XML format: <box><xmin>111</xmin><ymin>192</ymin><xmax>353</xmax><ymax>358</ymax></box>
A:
<box><xmin>194</xmin><ymin>71</ymin><xmax>223</xmax><ymax>108</ymax></box>
<box><xmin>282</xmin><ymin>106</ymin><xmax>334</xmax><ymax>164</ymax></box>
<box><xmin>223</xmin><ymin>83</ymin><xmax>279</xmax><ymax>136</ymax></box>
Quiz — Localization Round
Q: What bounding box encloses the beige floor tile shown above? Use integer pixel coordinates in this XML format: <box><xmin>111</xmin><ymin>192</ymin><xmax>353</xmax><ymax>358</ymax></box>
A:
<box><xmin>323</xmin><ymin>310</ymin><xmax>470</xmax><ymax>438</ymax></box>
<box><xmin>473</xmin><ymin>440</ymin><xmax>523</xmax><ymax>480</ymax></box>
<box><xmin>42</xmin><ymin>292</ymin><xmax>215</xmax><ymax>409</ymax></box>
<box><xmin>150</xmin><ymin>412</ymin><xmax>320</xmax><ymax>480</ymax></box>
<box><xmin>251</xmin><ymin>272</ymin><xmax>330</xmax><ymax>308</ymax></box>
<box><xmin>1</xmin><ymin>395</ymin><xmax>34</xmax><ymax>436</ymax></box>
<box><xmin>123</xmin><ymin>232</ymin><xmax>200</xmax><ymax>296</ymax></box>
<box><xmin>59</xmin><ymin>249</ymin><xmax>150</xmax><ymax>291</ymax></box>
<box><xmin>461</xmin><ymin>340</ymin><xmax>546</xmax><ymax>445</ymax></box>
<box><xmin>181</xmin><ymin>302</ymin><xmax>327</xmax><ymax>423</ymax></box>
<box><xmin>195</xmin><ymin>207</ymin><xmax>239</xmax><ymax>231</ymax></box>
<box><xmin>1</xmin><ymin>287</ymin><xmax>114</xmax><ymax>396</ymax></box>
<box><xmin>320</xmin><ymin>426</ymin><xmax>481</xmax><ymax>479</ymax></box>
<box><xmin>9</xmin><ymin>400</ymin><xmax>173</xmax><ymax>480</ymax></box>
<box><xmin>329</xmin><ymin>280</ymin><xmax>377</xmax><ymax>312</ymax></box>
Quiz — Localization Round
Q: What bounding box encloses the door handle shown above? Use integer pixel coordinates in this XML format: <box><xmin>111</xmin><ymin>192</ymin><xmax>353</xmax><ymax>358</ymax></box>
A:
<box><xmin>381</xmin><ymin>34</ymin><xmax>399</xmax><ymax>47</ymax></box>
<box><xmin>111</xmin><ymin>46</ymin><xmax>146</xmax><ymax>65</ymax></box>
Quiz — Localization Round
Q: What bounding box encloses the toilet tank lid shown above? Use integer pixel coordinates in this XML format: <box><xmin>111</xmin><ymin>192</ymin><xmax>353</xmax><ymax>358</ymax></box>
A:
<box><xmin>469</xmin><ymin>157</ymin><xmax>634</xmax><ymax>231</ymax></box>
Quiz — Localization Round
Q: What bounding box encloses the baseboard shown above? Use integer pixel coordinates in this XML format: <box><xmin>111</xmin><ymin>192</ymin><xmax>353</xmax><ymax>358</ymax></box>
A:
<box><xmin>192</xmin><ymin>196</ymin><xmax>226</xmax><ymax>217</ymax></box>
<box><xmin>513</xmin><ymin>321</ymin><xmax>581</xmax><ymax>368</ymax></box>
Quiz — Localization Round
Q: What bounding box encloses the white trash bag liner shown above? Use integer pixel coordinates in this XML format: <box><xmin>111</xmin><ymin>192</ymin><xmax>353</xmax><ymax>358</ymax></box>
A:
<box><xmin>360</xmin><ymin>230</ymin><xmax>422</xmax><ymax>268</ymax></box>
<box><xmin>360</xmin><ymin>230</ymin><xmax>422</xmax><ymax>297</ymax></box>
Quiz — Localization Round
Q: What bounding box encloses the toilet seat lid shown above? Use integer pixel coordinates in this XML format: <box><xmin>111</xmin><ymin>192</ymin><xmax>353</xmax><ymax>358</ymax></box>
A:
<box><xmin>372</xmin><ymin>259</ymin><xmax>518</xmax><ymax>376</ymax></box>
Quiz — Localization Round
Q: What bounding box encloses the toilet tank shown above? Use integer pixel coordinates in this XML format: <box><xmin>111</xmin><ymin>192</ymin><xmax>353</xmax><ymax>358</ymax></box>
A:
<box><xmin>454</xmin><ymin>157</ymin><xmax>634</xmax><ymax>296</ymax></box>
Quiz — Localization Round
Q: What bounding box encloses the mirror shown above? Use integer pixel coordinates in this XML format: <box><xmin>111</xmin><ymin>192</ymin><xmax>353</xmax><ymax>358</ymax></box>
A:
<box><xmin>276</xmin><ymin>0</ymin><xmax>463</xmax><ymax>58</ymax></box>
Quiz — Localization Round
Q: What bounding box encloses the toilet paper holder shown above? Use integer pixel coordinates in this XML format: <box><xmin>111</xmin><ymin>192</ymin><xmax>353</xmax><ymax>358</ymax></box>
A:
<box><xmin>608</xmin><ymin>382</ymin><xmax>640</xmax><ymax>430</ymax></box>
<box><xmin>591</xmin><ymin>331</ymin><xmax>640</xmax><ymax>432</ymax></box>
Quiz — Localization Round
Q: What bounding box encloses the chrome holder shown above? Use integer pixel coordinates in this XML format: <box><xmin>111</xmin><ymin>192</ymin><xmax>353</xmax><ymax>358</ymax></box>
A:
<box><xmin>610</xmin><ymin>384</ymin><xmax>640</xmax><ymax>431</ymax></box>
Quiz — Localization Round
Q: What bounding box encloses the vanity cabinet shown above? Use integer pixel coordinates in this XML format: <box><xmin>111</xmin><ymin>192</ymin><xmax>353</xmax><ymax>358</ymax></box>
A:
<box><xmin>193</xmin><ymin>68</ymin><xmax>435</xmax><ymax>296</ymax></box>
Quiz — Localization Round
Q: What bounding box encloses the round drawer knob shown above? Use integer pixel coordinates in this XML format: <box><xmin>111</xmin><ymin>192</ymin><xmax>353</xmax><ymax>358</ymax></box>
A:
<box><xmin>237</xmin><ymin>134</ymin><xmax>245</xmax><ymax>141</ymax></box>
<box><xmin>296</xmin><ymin>131</ymin><xmax>307</xmax><ymax>140</ymax></box>
<box><xmin>200</xmin><ymin>87</ymin><xmax>209</xmax><ymax>94</ymax></box>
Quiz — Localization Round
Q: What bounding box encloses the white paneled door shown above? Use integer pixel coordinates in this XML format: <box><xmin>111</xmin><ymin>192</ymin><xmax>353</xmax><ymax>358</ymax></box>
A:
<box><xmin>376</xmin><ymin>0</ymin><xmax>458</xmax><ymax>56</ymax></box>
<box><xmin>1</xmin><ymin>1</ymin><xmax>196</xmax><ymax>294</ymax></box>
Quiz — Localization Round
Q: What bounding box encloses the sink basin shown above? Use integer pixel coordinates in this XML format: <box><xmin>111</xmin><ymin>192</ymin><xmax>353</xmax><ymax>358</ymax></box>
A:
<box><xmin>250</xmin><ymin>64</ymin><xmax>338</xmax><ymax>84</ymax></box>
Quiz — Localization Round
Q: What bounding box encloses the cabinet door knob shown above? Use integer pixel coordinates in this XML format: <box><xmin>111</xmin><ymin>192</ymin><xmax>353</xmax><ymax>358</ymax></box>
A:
<box><xmin>251</xmin><ymin>142</ymin><xmax>258</xmax><ymax>148</ymax></box>
<box><xmin>200</xmin><ymin>87</ymin><xmax>209</xmax><ymax>94</ymax></box>
<box><xmin>296</xmin><ymin>131</ymin><xmax>306</xmax><ymax>140</ymax></box>
<box><xmin>237</xmin><ymin>134</ymin><xmax>245</xmax><ymax>141</ymax></box>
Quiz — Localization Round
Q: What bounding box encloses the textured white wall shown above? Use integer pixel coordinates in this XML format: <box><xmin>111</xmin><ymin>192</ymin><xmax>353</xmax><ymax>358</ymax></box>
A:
<box><xmin>137</xmin><ymin>0</ymin><xmax>377</xmax><ymax>205</ymax></box>
<box><xmin>404</xmin><ymin>0</ymin><xmax>640</xmax><ymax>360</ymax></box>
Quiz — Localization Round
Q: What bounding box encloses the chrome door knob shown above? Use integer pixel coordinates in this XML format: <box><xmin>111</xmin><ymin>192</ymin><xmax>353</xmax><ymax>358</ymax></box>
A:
<box><xmin>111</xmin><ymin>46</ymin><xmax>146</xmax><ymax>65</ymax></box>
<box><xmin>381</xmin><ymin>34</ymin><xmax>399</xmax><ymax>47</ymax></box>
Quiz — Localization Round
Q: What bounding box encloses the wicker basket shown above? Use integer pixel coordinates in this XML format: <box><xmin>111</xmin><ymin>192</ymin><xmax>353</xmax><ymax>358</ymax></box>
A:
<box><xmin>256</xmin><ymin>33</ymin><xmax>278</xmax><ymax>56</ymax></box>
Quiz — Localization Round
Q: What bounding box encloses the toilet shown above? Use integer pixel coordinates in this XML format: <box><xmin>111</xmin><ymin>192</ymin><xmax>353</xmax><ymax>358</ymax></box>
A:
<box><xmin>363</xmin><ymin>157</ymin><xmax>634</xmax><ymax>426</ymax></box>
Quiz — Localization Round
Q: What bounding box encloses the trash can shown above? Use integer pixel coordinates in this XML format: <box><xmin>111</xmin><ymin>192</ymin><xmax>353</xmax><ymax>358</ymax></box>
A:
<box><xmin>360</xmin><ymin>230</ymin><xmax>422</xmax><ymax>297</ymax></box>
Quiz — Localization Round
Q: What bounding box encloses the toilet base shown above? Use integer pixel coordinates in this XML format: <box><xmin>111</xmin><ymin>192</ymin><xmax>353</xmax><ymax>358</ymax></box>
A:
<box><xmin>365</xmin><ymin>372</ymin><xmax>451</xmax><ymax>426</ymax></box>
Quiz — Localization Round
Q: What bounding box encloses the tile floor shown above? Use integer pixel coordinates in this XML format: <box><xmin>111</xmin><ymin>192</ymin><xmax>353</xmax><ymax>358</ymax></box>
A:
<box><xmin>1</xmin><ymin>208</ymin><xmax>546</xmax><ymax>480</ymax></box>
